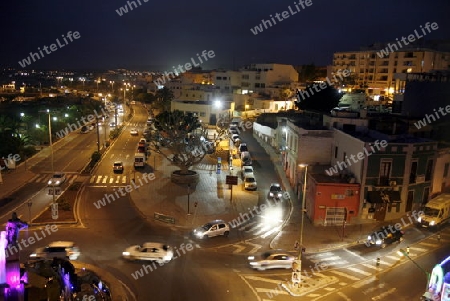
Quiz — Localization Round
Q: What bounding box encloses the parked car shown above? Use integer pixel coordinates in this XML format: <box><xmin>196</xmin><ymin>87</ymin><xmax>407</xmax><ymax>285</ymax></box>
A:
<box><xmin>109</xmin><ymin>122</ymin><xmax>116</xmax><ymax>127</ymax></box>
<box><xmin>130</xmin><ymin>128</ymin><xmax>138</xmax><ymax>135</ymax></box>
<box><xmin>30</xmin><ymin>241</ymin><xmax>81</xmax><ymax>261</ymax></box>
<box><xmin>241</xmin><ymin>151</ymin><xmax>252</xmax><ymax>166</ymax></box>
<box><xmin>202</xmin><ymin>141</ymin><xmax>215</xmax><ymax>154</ymax></box>
<box><xmin>366</xmin><ymin>226</ymin><xmax>404</xmax><ymax>248</ymax></box>
<box><xmin>48</xmin><ymin>172</ymin><xmax>66</xmax><ymax>186</ymax></box>
<box><xmin>268</xmin><ymin>183</ymin><xmax>283</xmax><ymax>200</ymax></box>
<box><xmin>192</xmin><ymin>220</ymin><xmax>230</xmax><ymax>239</ymax></box>
<box><xmin>238</xmin><ymin>143</ymin><xmax>248</xmax><ymax>154</ymax></box>
<box><xmin>244</xmin><ymin>174</ymin><xmax>257</xmax><ymax>190</ymax></box>
<box><xmin>113</xmin><ymin>161</ymin><xmax>124</xmax><ymax>173</ymax></box>
<box><xmin>231</xmin><ymin>134</ymin><xmax>240</xmax><ymax>143</ymax></box>
<box><xmin>248</xmin><ymin>250</ymin><xmax>295</xmax><ymax>271</ymax></box>
<box><xmin>122</xmin><ymin>242</ymin><xmax>173</xmax><ymax>263</ymax></box>
<box><xmin>80</xmin><ymin>126</ymin><xmax>88</xmax><ymax>134</ymax></box>
<box><xmin>241</xmin><ymin>166</ymin><xmax>254</xmax><ymax>178</ymax></box>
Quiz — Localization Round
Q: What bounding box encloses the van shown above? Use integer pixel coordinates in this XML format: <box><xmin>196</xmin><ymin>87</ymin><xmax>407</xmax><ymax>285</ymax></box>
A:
<box><xmin>418</xmin><ymin>194</ymin><xmax>450</xmax><ymax>228</ymax></box>
<box><xmin>241</xmin><ymin>151</ymin><xmax>252</xmax><ymax>166</ymax></box>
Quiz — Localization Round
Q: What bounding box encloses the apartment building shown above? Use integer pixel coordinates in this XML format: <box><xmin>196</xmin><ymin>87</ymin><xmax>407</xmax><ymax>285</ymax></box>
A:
<box><xmin>332</xmin><ymin>47</ymin><xmax>450</xmax><ymax>96</ymax></box>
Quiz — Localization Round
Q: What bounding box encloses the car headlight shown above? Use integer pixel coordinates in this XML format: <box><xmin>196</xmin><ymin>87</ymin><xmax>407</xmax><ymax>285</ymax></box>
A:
<box><xmin>375</xmin><ymin>240</ymin><xmax>382</xmax><ymax>245</ymax></box>
<box><xmin>163</xmin><ymin>255</ymin><xmax>172</xmax><ymax>261</ymax></box>
<box><xmin>122</xmin><ymin>252</ymin><xmax>130</xmax><ymax>256</ymax></box>
<box><xmin>30</xmin><ymin>253</ymin><xmax>37</xmax><ymax>257</ymax></box>
<box><xmin>248</xmin><ymin>256</ymin><xmax>255</xmax><ymax>260</ymax></box>
<box><xmin>367</xmin><ymin>235</ymin><xmax>372</xmax><ymax>240</ymax></box>
<box><xmin>269</xmin><ymin>192</ymin><xmax>274</xmax><ymax>197</ymax></box>
<box><xmin>418</xmin><ymin>217</ymin><xmax>422</xmax><ymax>222</ymax></box>
<box><xmin>249</xmin><ymin>262</ymin><xmax>258</xmax><ymax>266</ymax></box>
<box><xmin>56</xmin><ymin>181</ymin><xmax>60</xmax><ymax>185</ymax></box>
<box><xmin>430</xmin><ymin>221</ymin><xmax>435</xmax><ymax>226</ymax></box>
<box><xmin>48</xmin><ymin>180</ymin><xmax>52</xmax><ymax>185</ymax></box>
<box><xmin>277</xmin><ymin>193</ymin><xmax>282</xmax><ymax>197</ymax></box>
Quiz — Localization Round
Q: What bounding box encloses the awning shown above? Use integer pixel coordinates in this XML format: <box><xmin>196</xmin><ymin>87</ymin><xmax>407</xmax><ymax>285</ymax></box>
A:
<box><xmin>367</xmin><ymin>191</ymin><xmax>401</xmax><ymax>203</ymax></box>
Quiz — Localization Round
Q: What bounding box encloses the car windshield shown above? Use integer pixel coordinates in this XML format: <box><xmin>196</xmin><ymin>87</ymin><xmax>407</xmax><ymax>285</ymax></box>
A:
<box><xmin>423</xmin><ymin>207</ymin><xmax>439</xmax><ymax>217</ymax></box>
<box><xmin>261</xmin><ymin>251</ymin><xmax>273</xmax><ymax>259</ymax></box>
<box><xmin>270</xmin><ymin>185</ymin><xmax>281</xmax><ymax>192</ymax></box>
<box><xmin>53</xmin><ymin>174</ymin><xmax>63</xmax><ymax>178</ymax></box>
<box><xmin>114</xmin><ymin>163</ymin><xmax>122</xmax><ymax>166</ymax></box>
<box><xmin>202</xmin><ymin>223</ymin><xmax>212</xmax><ymax>230</ymax></box>
<box><xmin>245</xmin><ymin>178</ymin><xmax>255</xmax><ymax>183</ymax></box>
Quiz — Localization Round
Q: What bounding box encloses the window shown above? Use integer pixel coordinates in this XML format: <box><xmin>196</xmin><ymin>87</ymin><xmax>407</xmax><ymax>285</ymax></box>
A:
<box><xmin>334</xmin><ymin>146</ymin><xmax>338</xmax><ymax>158</ymax></box>
<box><xmin>343</xmin><ymin>152</ymin><xmax>346</xmax><ymax>162</ymax></box>
<box><xmin>242</xmin><ymin>74</ymin><xmax>249</xmax><ymax>79</ymax></box>
<box><xmin>254</xmin><ymin>83</ymin><xmax>260</xmax><ymax>88</ymax></box>
<box><xmin>345</xmin><ymin>190</ymin><xmax>354</xmax><ymax>196</ymax></box>
<box><xmin>379</xmin><ymin>160</ymin><xmax>392</xmax><ymax>186</ymax></box>
<box><xmin>410</xmin><ymin>160</ymin><xmax>418</xmax><ymax>184</ymax></box>
<box><xmin>422</xmin><ymin>187</ymin><xmax>430</xmax><ymax>204</ymax></box>
<box><xmin>425</xmin><ymin>159</ymin><xmax>433</xmax><ymax>181</ymax></box>
<box><xmin>200</xmin><ymin>112</ymin><xmax>206</xmax><ymax>117</ymax></box>
<box><xmin>444</xmin><ymin>163</ymin><xmax>449</xmax><ymax>178</ymax></box>
<box><xmin>260</xmin><ymin>83</ymin><xmax>265</xmax><ymax>88</ymax></box>
<box><xmin>255</xmin><ymin>75</ymin><xmax>261</xmax><ymax>80</ymax></box>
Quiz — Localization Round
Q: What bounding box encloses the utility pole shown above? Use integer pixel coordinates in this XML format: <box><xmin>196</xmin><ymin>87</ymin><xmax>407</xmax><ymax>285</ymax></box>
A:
<box><xmin>96</xmin><ymin>117</ymin><xmax>100</xmax><ymax>152</ymax></box>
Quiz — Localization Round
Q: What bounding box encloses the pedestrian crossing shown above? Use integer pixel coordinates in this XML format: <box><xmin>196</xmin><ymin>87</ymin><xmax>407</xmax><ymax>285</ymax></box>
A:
<box><xmin>31</xmin><ymin>173</ymin><xmax>78</xmax><ymax>184</ymax></box>
<box><xmin>239</xmin><ymin>228</ymin><xmax>450</xmax><ymax>300</ymax></box>
<box><xmin>88</xmin><ymin>174</ymin><xmax>128</xmax><ymax>185</ymax></box>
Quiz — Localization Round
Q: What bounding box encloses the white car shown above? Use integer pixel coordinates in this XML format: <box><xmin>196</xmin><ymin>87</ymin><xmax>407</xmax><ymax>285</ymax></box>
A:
<box><xmin>130</xmin><ymin>128</ymin><xmax>138</xmax><ymax>135</ymax></box>
<box><xmin>30</xmin><ymin>241</ymin><xmax>80</xmax><ymax>261</ymax></box>
<box><xmin>122</xmin><ymin>242</ymin><xmax>173</xmax><ymax>263</ymax></box>
<box><xmin>241</xmin><ymin>166</ymin><xmax>254</xmax><ymax>178</ymax></box>
<box><xmin>192</xmin><ymin>220</ymin><xmax>230</xmax><ymax>239</ymax></box>
<box><xmin>244</xmin><ymin>174</ymin><xmax>257</xmax><ymax>190</ymax></box>
<box><xmin>48</xmin><ymin>172</ymin><xmax>66</xmax><ymax>186</ymax></box>
<box><xmin>248</xmin><ymin>250</ymin><xmax>295</xmax><ymax>271</ymax></box>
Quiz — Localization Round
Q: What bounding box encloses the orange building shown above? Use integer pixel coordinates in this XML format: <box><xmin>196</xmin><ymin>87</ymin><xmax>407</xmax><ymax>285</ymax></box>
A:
<box><xmin>305</xmin><ymin>173</ymin><xmax>361</xmax><ymax>226</ymax></box>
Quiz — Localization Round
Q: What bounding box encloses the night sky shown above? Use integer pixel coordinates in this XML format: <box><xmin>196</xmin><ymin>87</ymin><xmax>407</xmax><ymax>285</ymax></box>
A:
<box><xmin>1</xmin><ymin>0</ymin><xmax>449</xmax><ymax>70</ymax></box>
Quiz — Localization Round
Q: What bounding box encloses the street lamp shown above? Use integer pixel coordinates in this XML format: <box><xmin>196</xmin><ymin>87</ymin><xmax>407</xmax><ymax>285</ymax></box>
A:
<box><xmin>187</xmin><ymin>184</ymin><xmax>191</xmax><ymax>215</ymax></box>
<box><xmin>295</xmin><ymin>163</ymin><xmax>308</xmax><ymax>287</ymax></box>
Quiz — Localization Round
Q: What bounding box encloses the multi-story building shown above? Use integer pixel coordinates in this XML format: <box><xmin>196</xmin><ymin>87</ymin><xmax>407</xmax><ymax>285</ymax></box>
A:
<box><xmin>332</xmin><ymin>46</ymin><xmax>450</xmax><ymax>96</ymax></box>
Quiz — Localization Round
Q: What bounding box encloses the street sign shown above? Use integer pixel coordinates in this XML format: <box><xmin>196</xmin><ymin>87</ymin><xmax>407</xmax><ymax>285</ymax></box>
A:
<box><xmin>51</xmin><ymin>203</ymin><xmax>58</xmax><ymax>220</ymax></box>
<box><xmin>226</xmin><ymin>175</ymin><xmax>238</xmax><ymax>185</ymax></box>
<box><xmin>48</xmin><ymin>187</ymin><xmax>61</xmax><ymax>195</ymax></box>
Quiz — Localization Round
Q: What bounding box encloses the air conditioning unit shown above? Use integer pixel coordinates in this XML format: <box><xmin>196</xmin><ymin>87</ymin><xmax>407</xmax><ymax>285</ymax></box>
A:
<box><xmin>389</xmin><ymin>181</ymin><xmax>397</xmax><ymax>187</ymax></box>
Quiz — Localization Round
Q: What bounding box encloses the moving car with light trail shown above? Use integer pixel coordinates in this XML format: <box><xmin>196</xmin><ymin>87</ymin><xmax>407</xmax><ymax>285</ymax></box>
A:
<box><xmin>122</xmin><ymin>242</ymin><xmax>173</xmax><ymax>263</ymax></box>
<box><xmin>366</xmin><ymin>226</ymin><xmax>404</xmax><ymax>248</ymax></box>
<box><xmin>248</xmin><ymin>250</ymin><xmax>295</xmax><ymax>271</ymax></box>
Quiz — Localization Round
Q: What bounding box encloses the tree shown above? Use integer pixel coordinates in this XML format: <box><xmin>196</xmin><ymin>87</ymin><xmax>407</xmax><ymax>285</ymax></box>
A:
<box><xmin>153</xmin><ymin>87</ymin><xmax>174</xmax><ymax>111</ymax></box>
<box><xmin>148</xmin><ymin>110</ymin><xmax>208</xmax><ymax>175</ymax></box>
<box><xmin>295</xmin><ymin>84</ymin><xmax>342</xmax><ymax>113</ymax></box>
<box><xmin>299</xmin><ymin>64</ymin><xmax>318</xmax><ymax>82</ymax></box>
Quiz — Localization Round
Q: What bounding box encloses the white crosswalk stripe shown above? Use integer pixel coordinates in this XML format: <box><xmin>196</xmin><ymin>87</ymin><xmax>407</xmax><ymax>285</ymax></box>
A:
<box><xmin>329</xmin><ymin>270</ymin><xmax>360</xmax><ymax>281</ymax></box>
<box><xmin>87</xmin><ymin>175</ymin><xmax>129</xmax><ymax>185</ymax></box>
<box><xmin>346</xmin><ymin>267</ymin><xmax>372</xmax><ymax>276</ymax></box>
<box><xmin>31</xmin><ymin>174</ymin><xmax>78</xmax><ymax>184</ymax></box>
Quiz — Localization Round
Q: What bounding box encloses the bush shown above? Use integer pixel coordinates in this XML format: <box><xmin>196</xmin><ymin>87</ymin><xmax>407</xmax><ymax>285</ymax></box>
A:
<box><xmin>91</xmin><ymin>151</ymin><xmax>101</xmax><ymax>163</ymax></box>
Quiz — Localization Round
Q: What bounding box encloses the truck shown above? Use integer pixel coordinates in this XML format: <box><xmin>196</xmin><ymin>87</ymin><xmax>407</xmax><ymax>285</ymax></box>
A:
<box><xmin>134</xmin><ymin>153</ymin><xmax>146</xmax><ymax>168</ymax></box>
<box><xmin>418</xmin><ymin>194</ymin><xmax>450</xmax><ymax>228</ymax></box>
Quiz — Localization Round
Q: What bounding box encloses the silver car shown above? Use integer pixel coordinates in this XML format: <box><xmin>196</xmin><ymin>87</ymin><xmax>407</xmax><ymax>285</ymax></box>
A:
<box><xmin>248</xmin><ymin>250</ymin><xmax>295</xmax><ymax>271</ymax></box>
<box><xmin>192</xmin><ymin>220</ymin><xmax>230</xmax><ymax>239</ymax></box>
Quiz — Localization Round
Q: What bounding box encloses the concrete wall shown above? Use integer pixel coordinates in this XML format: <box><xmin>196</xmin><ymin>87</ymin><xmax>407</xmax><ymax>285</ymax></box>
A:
<box><xmin>331</xmin><ymin>129</ymin><xmax>365</xmax><ymax>182</ymax></box>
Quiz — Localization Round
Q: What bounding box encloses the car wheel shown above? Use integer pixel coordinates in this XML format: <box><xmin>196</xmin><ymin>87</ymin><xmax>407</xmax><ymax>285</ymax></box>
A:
<box><xmin>203</xmin><ymin>235</ymin><xmax>209</xmax><ymax>239</ymax></box>
<box><xmin>224</xmin><ymin>231</ymin><xmax>229</xmax><ymax>237</ymax></box>
<box><xmin>258</xmin><ymin>265</ymin><xmax>266</xmax><ymax>271</ymax></box>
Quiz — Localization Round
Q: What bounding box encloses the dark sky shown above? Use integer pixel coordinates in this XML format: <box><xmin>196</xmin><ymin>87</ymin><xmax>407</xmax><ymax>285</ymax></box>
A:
<box><xmin>1</xmin><ymin>0</ymin><xmax>449</xmax><ymax>70</ymax></box>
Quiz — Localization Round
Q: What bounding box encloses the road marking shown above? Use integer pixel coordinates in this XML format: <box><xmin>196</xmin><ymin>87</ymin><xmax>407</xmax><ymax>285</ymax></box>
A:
<box><xmin>361</xmin><ymin>263</ymin><xmax>382</xmax><ymax>271</ymax></box>
<box><xmin>337</xmin><ymin>291</ymin><xmax>352</xmax><ymax>301</ymax></box>
<box><xmin>122</xmin><ymin>176</ymin><xmax>127</xmax><ymax>184</ymax></box>
<box><xmin>245</xmin><ymin>276</ymin><xmax>282</xmax><ymax>284</ymax></box>
<box><xmin>261</xmin><ymin>226</ymin><xmax>282</xmax><ymax>239</ymax></box>
<box><xmin>329</xmin><ymin>270</ymin><xmax>360</xmax><ymax>281</ymax></box>
<box><xmin>409</xmin><ymin>246</ymin><xmax>428</xmax><ymax>252</ymax></box>
<box><xmin>109</xmin><ymin>177</ymin><xmax>114</xmax><ymax>183</ymax></box>
<box><xmin>232</xmin><ymin>244</ymin><xmax>246</xmax><ymax>254</ymax></box>
<box><xmin>324</xmin><ymin>287</ymin><xmax>336</xmax><ymax>291</ymax></box>
<box><xmin>417</xmin><ymin>242</ymin><xmax>439</xmax><ymax>248</ymax></box>
<box><xmin>343</xmin><ymin>248</ymin><xmax>366</xmax><ymax>260</ymax></box>
<box><xmin>115</xmin><ymin>176</ymin><xmax>120</xmax><ymax>184</ymax></box>
<box><xmin>90</xmin><ymin>176</ymin><xmax>95</xmax><ymax>183</ymax></box>
<box><xmin>346</xmin><ymin>267</ymin><xmax>372</xmax><ymax>276</ymax></box>
<box><xmin>352</xmin><ymin>276</ymin><xmax>377</xmax><ymax>288</ymax></box>
<box><xmin>245</xmin><ymin>242</ymin><xmax>262</xmax><ymax>254</ymax></box>
<box><xmin>308</xmin><ymin>256</ymin><xmax>341</xmax><ymax>263</ymax></box>
<box><xmin>102</xmin><ymin>176</ymin><xmax>108</xmax><ymax>184</ymax></box>
<box><xmin>306</xmin><ymin>252</ymin><xmax>334</xmax><ymax>258</ymax></box>
<box><xmin>385</xmin><ymin>255</ymin><xmax>401</xmax><ymax>261</ymax></box>
<box><xmin>238</xmin><ymin>221</ymin><xmax>257</xmax><ymax>231</ymax></box>
<box><xmin>255</xmin><ymin>288</ymin><xmax>289</xmax><ymax>295</ymax></box>
<box><xmin>96</xmin><ymin>176</ymin><xmax>102</xmax><ymax>184</ymax></box>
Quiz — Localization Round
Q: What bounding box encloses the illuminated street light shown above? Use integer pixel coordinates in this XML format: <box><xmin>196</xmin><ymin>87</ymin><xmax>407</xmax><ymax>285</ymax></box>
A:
<box><xmin>295</xmin><ymin>163</ymin><xmax>308</xmax><ymax>287</ymax></box>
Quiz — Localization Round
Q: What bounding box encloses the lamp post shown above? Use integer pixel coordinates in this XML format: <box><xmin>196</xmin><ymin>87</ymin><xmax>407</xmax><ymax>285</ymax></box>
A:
<box><xmin>187</xmin><ymin>184</ymin><xmax>191</xmax><ymax>215</ymax></box>
<box><xmin>296</xmin><ymin>163</ymin><xmax>308</xmax><ymax>287</ymax></box>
